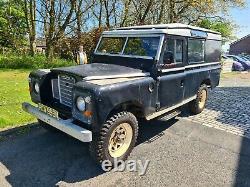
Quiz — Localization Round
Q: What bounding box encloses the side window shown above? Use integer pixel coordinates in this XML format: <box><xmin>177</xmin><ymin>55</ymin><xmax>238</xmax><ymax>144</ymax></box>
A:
<box><xmin>205</xmin><ymin>40</ymin><xmax>221</xmax><ymax>62</ymax></box>
<box><xmin>163</xmin><ymin>38</ymin><xmax>183</xmax><ymax>64</ymax></box>
<box><xmin>163</xmin><ymin>39</ymin><xmax>175</xmax><ymax>64</ymax></box>
<box><xmin>176</xmin><ymin>40</ymin><xmax>183</xmax><ymax>63</ymax></box>
<box><xmin>188</xmin><ymin>39</ymin><xmax>205</xmax><ymax>63</ymax></box>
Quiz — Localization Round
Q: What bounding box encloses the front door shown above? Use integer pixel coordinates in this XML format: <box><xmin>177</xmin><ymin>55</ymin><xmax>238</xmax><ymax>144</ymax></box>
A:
<box><xmin>157</xmin><ymin>36</ymin><xmax>186</xmax><ymax>109</ymax></box>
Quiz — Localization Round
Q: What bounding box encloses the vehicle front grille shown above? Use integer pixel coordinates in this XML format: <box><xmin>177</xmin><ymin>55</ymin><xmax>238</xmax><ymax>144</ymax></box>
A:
<box><xmin>52</xmin><ymin>74</ymin><xmax>75</xmax><ymax>107</ymax></box>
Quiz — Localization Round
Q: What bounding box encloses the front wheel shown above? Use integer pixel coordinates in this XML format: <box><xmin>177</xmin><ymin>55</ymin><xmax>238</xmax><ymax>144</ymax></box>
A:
<box><xmin>189</xmin><ymin>84</ymin><xmax>208</xmax><ymax>114</ymax></box>
<box><xmin>89</xmin><ymin>112</ymin><xmax>138</xmax><ymax>166</ymax></box>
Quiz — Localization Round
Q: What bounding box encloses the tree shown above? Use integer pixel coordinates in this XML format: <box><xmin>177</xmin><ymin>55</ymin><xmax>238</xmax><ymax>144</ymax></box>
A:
<box><xmin>75</xmin><ymin>0</ymin><xmax>96</xmax><ymax>42</ymax></box>
<box><xmin>23</xmin><ymin>0</ymin><xmax>36</xmax><ymax>56</ymax></box>
<box><xmin>0</xmin><ymin>0</ymin><xmax>27</xmax><ymax>50</ymax></box>
<box><xmin>197</xmin><ymin>18</ymin><xmax>236</xmax><ymax>43</ymax></box>
<box><xmin>38</xmin><ymin>0</ymin><xmax>77</xmax><ymax>62</ymax></box>
<box><xmin>32</xmin><ymin>0</ymin><xmax>247</xmax><ymax>62</ymax></box>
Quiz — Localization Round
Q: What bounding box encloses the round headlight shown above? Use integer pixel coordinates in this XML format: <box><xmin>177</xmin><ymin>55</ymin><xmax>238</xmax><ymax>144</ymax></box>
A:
<box><xmin>76</xmin><ymin>97</ymin><xmax>86</xmax><ymax>111</ymax></box>
<box><xmin>34</xmin><ymin>82</ymin><xmax>40</xmax><ymax>94</ymax></box>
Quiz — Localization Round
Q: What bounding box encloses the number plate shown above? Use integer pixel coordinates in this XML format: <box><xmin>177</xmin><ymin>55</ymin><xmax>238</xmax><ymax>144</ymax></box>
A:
<box><xmin>38</xmin><ymin>103</ymin><xmax>59</xmax><ymax>120</ymax></box>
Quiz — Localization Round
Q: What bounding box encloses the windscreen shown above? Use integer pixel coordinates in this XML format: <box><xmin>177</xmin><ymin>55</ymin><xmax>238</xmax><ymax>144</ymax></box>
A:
<box><xmin>96</xmin><ymin>37</ymin><xmax>126</xmax><ymax>54</ymax></box>
<box><xmin>96</xmin><ymin>36</ymin><xmax>161</xmax><ymax>58</ymax></box>
<box><xmin>123</xmin><ymin>37</ymin><xmax>160</xmax><ymax>57</ymax></box>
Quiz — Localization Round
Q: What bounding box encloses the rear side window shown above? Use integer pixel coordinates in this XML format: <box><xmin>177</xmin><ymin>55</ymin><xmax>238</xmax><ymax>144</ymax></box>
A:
<box><xmin>97</xmin><ymin>37</ymin><xmax>126</xmax><ymax>54</ymax></box>
<box><xmin>206</xmin><ymin>40</ymin><xmax>221</xmax><ymax>62</ymax></box>
<box><xmin>188</xmin><ymin>39</ymin><xmax>205</xmax><ymax>63</ymax></box>
<box><xmin>123</xmin><ymin>37</ymin><xmax>160</xmax><ymax>57</ymax></box>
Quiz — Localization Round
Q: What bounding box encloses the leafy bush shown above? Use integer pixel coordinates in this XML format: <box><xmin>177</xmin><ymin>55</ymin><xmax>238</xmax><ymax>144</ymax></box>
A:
<box><xmin>0</xmin><ymin>54</ymin><xmax>75</xmax><ymax>69</ymax></box>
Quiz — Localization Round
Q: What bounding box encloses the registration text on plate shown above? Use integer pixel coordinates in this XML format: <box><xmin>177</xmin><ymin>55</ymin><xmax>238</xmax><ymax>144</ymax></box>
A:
<box><xmin>38</xmin><ymin>103</ymin><xmax>59</xmax><ymax>120</ymax></box>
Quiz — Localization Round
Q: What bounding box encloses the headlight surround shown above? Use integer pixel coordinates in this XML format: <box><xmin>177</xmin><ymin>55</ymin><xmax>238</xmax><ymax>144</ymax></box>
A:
<box><xmin>34</xmin><ymin>82</ymin><xmax>40</xmax><ymax>94</ymax></box>
<box><xmin>76</xmin><ymin>96</ymin><xmax>86</xmax><ymax>112</ymax></box>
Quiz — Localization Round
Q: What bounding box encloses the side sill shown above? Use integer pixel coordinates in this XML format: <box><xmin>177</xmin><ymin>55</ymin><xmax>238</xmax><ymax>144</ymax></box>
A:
<box><xmin>146</xmin><ymin>96</ymin><xmax>196</xmax><ymax>120</ymax></box>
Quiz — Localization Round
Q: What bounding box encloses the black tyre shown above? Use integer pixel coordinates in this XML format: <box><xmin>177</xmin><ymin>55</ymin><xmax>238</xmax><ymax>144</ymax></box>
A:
<box><xmin>189</xmin><ymin>84</ymin><xmax>208</xmax><ymax>114</ymax></box>
<box><xmin>89</xmin><ymin>112</ymin><xmax>138</xmax><ymax>166</ymax></box>
<box><xmin>38</xmin><ymin>119</ymin><xmax>59</xmax><ymax>133</ymax></box>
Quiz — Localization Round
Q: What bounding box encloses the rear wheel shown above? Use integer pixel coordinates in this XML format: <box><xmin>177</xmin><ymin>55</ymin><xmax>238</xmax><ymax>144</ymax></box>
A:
<box><xmin>189</xmin><ymin>84</ymin><xmax>208</xmax><ymax>114</ymax></box>
<box><xmin>89</xmin><ymin>112</ymin><xmax>138</xmax><ymax>166</ymax></box>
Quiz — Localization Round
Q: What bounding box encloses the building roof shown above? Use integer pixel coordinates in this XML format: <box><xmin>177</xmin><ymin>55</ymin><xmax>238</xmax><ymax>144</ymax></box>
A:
<box><xmin>102</xmin><ymin>23</ymin><xmax>221</xmax><ymax>40</ymax></box>
<box><xmin>230</xmin><ymin>34</ymin><xmax>250</xmax><ymax>46</ymax></box>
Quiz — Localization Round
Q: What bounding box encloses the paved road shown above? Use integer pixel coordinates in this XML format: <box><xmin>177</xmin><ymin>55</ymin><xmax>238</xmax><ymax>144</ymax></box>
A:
<box><xmin>183</xmin><ymin>73</ymin><xmax>250</xmax><ymax>139</ymax></box>
<box><xmin>0</xmin><ymin>118</ymin><xmax>250</xmax><ymax>187</ymax></box>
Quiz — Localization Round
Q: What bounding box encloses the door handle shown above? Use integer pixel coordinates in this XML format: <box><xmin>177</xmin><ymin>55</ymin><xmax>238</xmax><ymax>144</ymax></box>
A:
<box><xmin>181</xmin><ymin>80</ymin><xmax>184</xmax><ymax>87</ymax></box>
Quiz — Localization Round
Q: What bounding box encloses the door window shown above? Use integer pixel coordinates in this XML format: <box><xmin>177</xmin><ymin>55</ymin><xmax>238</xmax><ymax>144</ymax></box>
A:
<box><xmin>163</xmin><ymin>38</ymin><xmax>183</xmax><ymax>64</ymax></box>
<box><xmin>176</xmin><ymin>40</ymin><xmax>183</xmax><ymax>63</ymax></box>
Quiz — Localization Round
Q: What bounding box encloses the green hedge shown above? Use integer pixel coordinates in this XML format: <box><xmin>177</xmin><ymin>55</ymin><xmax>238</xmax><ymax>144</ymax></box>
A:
<box><xmin>0</xmin><ymin>55</ymin><xmax>75</xmax><ymax>69</ymax></box>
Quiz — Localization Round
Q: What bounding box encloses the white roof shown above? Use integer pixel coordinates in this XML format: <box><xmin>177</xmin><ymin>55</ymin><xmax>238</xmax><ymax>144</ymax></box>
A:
<box><xmin>102</xmin><ymin>23</ymin><xmax>221</xmax><ymax>40</ymax></box>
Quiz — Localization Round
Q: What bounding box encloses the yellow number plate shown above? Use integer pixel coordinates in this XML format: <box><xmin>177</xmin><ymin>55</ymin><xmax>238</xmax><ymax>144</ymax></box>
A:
<box><xmin>38</xmin><ymin>103</ymin><xmax>59</xmax><ymax>120</ymax></box>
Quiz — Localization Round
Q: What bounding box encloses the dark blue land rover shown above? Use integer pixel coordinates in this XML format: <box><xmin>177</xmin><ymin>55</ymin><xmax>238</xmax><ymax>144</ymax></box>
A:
<box><xmin>23</xmin><ymin>23</ymin><xmax>221</xmax><ymax>166</ymax></box>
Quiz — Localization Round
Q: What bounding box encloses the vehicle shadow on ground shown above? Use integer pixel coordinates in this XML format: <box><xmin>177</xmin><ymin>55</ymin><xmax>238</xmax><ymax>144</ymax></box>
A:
<box><xmin>0</xmin><ymin>118</ymin><xmax>176</xmax><ymax>186</ymax></box>
<box><xmin>181</xmin><ymin>86</ymin><xmax>250</xmax><ymax>186</ymax></box>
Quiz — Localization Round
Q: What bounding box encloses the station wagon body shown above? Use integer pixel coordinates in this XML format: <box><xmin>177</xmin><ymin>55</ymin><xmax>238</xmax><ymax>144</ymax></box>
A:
<box><xmin>23</xmin><ymin>23</ymin><xmax>221</xmax><ymax>165</ymax></box>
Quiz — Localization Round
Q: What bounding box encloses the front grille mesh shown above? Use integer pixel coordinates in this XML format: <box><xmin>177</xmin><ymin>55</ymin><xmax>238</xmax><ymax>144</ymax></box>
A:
<box><xmin>52</xmin><ymin>75</ymin><xmax>75</xmax><ymax>107</ymax></box>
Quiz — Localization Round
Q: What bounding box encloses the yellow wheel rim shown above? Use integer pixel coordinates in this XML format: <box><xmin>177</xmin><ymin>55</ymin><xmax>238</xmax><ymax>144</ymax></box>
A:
<box><xmin>108</xmin><ymin>123</ymin><xmax>133</xmax><ymax>158</ymax></box>
<box><xmin>198</xmin><ymin>89</ymin><xmax>207</xmax><ymax>109</ymax></box>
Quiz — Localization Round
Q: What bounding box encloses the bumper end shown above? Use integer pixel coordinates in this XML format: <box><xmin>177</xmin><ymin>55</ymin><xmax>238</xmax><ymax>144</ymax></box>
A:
<box><xmin>22</xmin><ymin>102</ymin><xmax>92</xmax><ymax>142</ymax></box>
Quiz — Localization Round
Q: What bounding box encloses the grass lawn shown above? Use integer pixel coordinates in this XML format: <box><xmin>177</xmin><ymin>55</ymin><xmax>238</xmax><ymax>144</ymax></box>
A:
<box><xmin>0</xmin><ymin>69</ymin><xmax>35</xmax><ymax>129</ymax></box>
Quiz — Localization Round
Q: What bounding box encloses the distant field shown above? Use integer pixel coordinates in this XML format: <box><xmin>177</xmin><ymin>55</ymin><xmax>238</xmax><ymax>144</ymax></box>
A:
<box><xmin>0</xmin><ymin>69</ymin><xmax>35</xmax><ymax>129</ymax></box>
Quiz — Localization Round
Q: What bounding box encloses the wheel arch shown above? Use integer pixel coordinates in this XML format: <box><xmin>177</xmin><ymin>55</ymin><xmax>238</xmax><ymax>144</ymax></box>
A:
<box><xmin>107</xmin><ymin>101</ymin><xmax>144</xmax><ymax>119</ymax></box>
<box><xmin>201</xmin><ymin>78</ymin><xmax>212</xmax><ymax>88</ymax></box>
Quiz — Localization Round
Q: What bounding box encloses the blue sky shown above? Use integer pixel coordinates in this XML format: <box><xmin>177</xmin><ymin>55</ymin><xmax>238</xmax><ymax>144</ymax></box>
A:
<box><xmin>230</xmin><ymin>0</ymin><xmax>250</xmax><ymax>38</ymax></box>
<box><xmin>223</xmin><ymin>0</ymin><xmax>250</xmax><ymax>50</ymax></box>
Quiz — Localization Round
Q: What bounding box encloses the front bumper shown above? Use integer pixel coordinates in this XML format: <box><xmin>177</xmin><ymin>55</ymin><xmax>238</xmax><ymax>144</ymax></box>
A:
<box><xmin>22</xmin><ymin>102</ymin><xmax>92</xmax><ymax>142</ymax></box>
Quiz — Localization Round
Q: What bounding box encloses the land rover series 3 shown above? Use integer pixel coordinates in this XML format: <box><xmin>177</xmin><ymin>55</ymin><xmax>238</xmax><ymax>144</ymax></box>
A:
<box><xmin>22</xmin><ymin>23</ymin><xmax>221</xmax><ymax>165</ymax></box>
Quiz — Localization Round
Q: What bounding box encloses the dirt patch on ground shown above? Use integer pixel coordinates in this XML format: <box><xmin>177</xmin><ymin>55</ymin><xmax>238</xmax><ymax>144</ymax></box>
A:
<box><xmin>222</xmin><ymin>72</ymin><xmax>250</xmax><ymax>79</ymax></box>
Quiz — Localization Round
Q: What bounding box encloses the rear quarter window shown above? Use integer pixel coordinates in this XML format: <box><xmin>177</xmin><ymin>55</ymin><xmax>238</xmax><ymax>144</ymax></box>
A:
<box><xmin>188</xmin><ymin>39</ymin><xmax>205</xmax><ymax>63</ymax></box>
<box><xmin>206</xmin><ymin>40</ymin><xmax>221</xmax><ymax>62</ymax></box>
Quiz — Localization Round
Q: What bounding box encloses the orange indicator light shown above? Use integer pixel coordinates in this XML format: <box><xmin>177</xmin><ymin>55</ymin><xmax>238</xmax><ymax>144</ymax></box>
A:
<box><xmin>84</xmin><ymin>110</ymin><xmax>93</xmax><ymax>117</ymax></box>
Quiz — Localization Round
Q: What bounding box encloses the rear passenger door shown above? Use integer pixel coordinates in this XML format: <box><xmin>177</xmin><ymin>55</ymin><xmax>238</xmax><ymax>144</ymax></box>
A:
<box><xmin>184</xmin><ymin>38</ymin><xmax>206</xmax><ymax>99</ymax></box>
<box><xmin>157</xmin><ymin>36</ymin><xmax>186</xmax><ymax>109</ymax></box>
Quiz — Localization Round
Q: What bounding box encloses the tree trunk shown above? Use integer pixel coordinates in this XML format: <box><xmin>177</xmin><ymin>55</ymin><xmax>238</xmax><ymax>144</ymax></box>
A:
<box><xmin>157</xmin><ymin>0</ymin><xmax>165</xmax><ymax>24</ymax></box>
<box><xmin>46</xmin><ymin>41</ymin><xmax>54</xmax><ymax>63</ymax></box>
<box><xmin>120</xmin><ymin>0</ymin><xmax>131</xmax><ymax>27</ymax></box>
<box><xmin>23</xmin><ymin>0</ymin><xmax>36</xmax><ymax>56</ymax></box>
<box><xmin>104</xmin><ymin>0</ymin><xmax>110</xmax><ymax>28</ymax></box>
<box><xmin>76</xmin><ymin>0</ymin><xmax>84</xmax><ymax>43</ymax></box>
<box><xmin>46</xmin><ymin>0</ymin><xmax>55</xmax><ymax>62</ymax></box>
<box><xmin>169</xmin><ymin>0</ymin><xmax>174</xmax><ymax>23</ymax></box>
<box><xmin>29</xmin><ymin>35</ymin><xmax>36</xmax><ymax>56</ymax></box>
<box><xmin>30</xmin><ymin>0</ymin><xmax>36</xmax><ymax>56</ymax></box>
